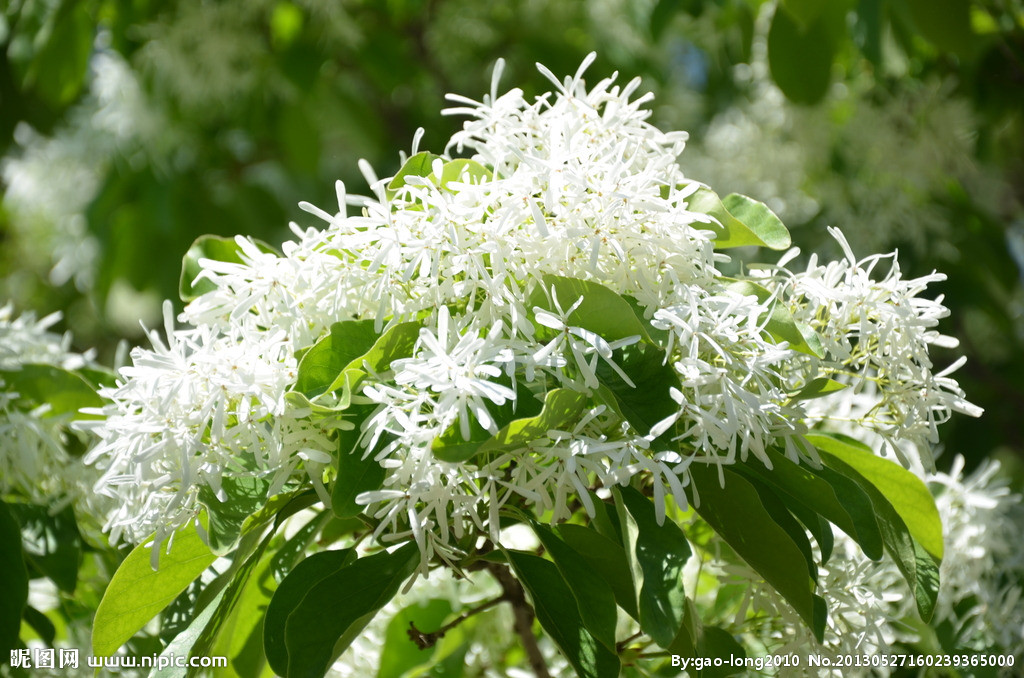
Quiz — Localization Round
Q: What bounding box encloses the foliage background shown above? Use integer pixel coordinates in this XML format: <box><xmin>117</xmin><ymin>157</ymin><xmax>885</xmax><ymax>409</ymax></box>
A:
<box><xmin>2</xmin><ymin>1</ymin><xmax>1024</xmax><ymax>675</ymax></box>
<box><xmin>3</xmin><ymin>0</ymin><xmax>1023</xmax><ymax>475</ymax></box>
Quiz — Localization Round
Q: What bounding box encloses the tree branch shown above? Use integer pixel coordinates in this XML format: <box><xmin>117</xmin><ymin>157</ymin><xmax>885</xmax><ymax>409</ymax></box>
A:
<box><xmin>485</xmin><ymin>562</ymin><xmax>552</xmax><ymax>678</ymax></box>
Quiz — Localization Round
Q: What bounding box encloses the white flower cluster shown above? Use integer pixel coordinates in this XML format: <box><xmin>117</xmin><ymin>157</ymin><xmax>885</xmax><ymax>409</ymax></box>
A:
<box><xmin>84</xmin><ymin>57</ymin><xmax>976</xmax><ymax>564</ymax></box>
<box><xmin>0</xmin><ymin>304</ymin><xmax>97</xmax><ymax>505</ymax></box>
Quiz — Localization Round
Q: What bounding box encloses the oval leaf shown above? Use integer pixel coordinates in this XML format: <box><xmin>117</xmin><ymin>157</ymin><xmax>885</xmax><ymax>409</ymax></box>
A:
<box><xmin>283</xmin><ymin>544</ymin><xmax>419</xmax><ymax>678</ymax></box>
<box><xmin>689</xmin><ymin>466</ymin><xmax>827</xmax><ymax>642</ymax></box>
<box><xmin>807</xmin><ymin>433</ymin><xmax>943</xmax><ymax>560</ymax></box>
<box><xmin>92</xmin><ymin>524</ymin><xmax>216</xmax><ymax>657</ymax></box>
<box><xmin>0</xmin><ymin>501</ymin><xmax>28</xmax><ymax>658</ymax></box>
<box><xmin>264</xmin><ymin>548</ymin><xmax>356</xmax><ymax>675</ymax></box>
<box><xmin>532</xmin><ymin>523</ymin><xmax>618</xmax><ymax>650</ymax></box>
<box><xmin>506</xmin><ymin>551</ymin><xmax>620</xmax><ymax>678</ymax></box>
<box><xmin>613</xmin><ymin>486</ymin><xmax>691</xmax><ymax>648</ymax></box>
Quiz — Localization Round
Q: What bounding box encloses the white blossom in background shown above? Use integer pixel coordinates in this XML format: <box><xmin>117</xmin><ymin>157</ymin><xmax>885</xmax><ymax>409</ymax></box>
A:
<box><xmin>1</xmin><ymin>50</ymin><xmax>170</xmax><ymax>300</ymax></box>
<box><xmin>0</xmin><ymin>304</ymin><xmax>99</xmax><ymax>504</ymax></box>
<box><xmin>83</xmin><ymin>56</ymin><xmax>978</xmax><ymax>574</ymax></box>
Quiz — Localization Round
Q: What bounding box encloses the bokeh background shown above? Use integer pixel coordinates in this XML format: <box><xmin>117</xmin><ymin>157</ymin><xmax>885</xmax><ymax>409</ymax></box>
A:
<box><xmin>2</xmin><ymin>0</ymin><xmax>1023</xmax><ymax>475</ymax></box>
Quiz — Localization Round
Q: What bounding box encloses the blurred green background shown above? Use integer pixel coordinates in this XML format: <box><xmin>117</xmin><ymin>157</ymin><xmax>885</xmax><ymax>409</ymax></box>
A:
<box><xmin>2</xmin><ymin>0</ymin><xmax>1023</xmax><ymax>471</ymax></box>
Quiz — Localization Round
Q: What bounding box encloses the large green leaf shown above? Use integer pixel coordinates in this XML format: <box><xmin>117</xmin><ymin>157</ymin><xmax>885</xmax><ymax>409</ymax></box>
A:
<box><xmin>8</xmin><ymin>502</ymin><xmax>82</xmax><ymax>593</ymax></box>
<box><xmin>506</xmin><ymin>551</ymin><xmax>620</xmax><ymax>678</ymax></box>
<box><xmin>807</xmin><ymin>433</ymin><xmax>943</xmax><ymax>560</ymax></box>
<box><xmin>613</xmin><ymin>486</ymin><xmax>691</xmax><ymax>648</ymax></box>
<box><xmin>152</xmin><ymin>532</ymin><xmax>275</xmax><ymax>678</ymax></box>
<box><xmin>429</xmin><ymin>377</ymin><xmax>544</xmax><ymax>463</ymax></box>
<box><xmin>736</xmin><ymin>447</ymin><xmax>883</xmax><ymax>560</ymax></box>
<box><xmin>20</xmin><ymin>0</ymin><xmax>93</xmax><ymax>106</ymax></box>
<box><xmin>531</xmin><ymin>275</ymin><xmax>651</xmax><ymax>344</ymax></box>
<box><xmin>595</xmin><ymin>342</ymin><xmax>681</xmax><ymax>440</ymax></box>
<box><xmin>817</xmin><ymin>450</ymin><xmax>941</xmax><ymax>621</ymax></box>
<box><xmin>689</xmin><ymin>466</ymin><xmax>826</xmax><ymax>641</ymax></box>
<box><xmin>905</xmin><ymin>0</ymin><xmax>974</xmax><ymax>55</ymax></box>
<box><xmin>377</xmin><ymin>599</ymin><xmax>453</xmax><ymax>678</ymax></box>
<box><xmin>293</xmin><ymin>320</ymin><xmax>380</xmax><ymax>400</ymax></box>
<box><xmin>92</xmin><ymin>524</ymin><xmax>217</xmax><ymax>657</ymax></box>
<box><xmin>332</xmin><ymin>431</ymin><xmax>386</xmax><ymax>518</ymax></box>
<box><xmin>725</xmin><ymin>281</ymin><xmax>824</xmax><ymax>357</ymax></box>
<box><xmin>149</xmin><ymin>588</ymin><xmax>228</xmax><ymax>678</ymax></box>
<box><xmin>767</xmin><ymin>3</ymin><xmax>838</xmax><ymax>105</ymax></box>
<box><xmin>210</xmin><ymin>549</ymin><xmax>278</xmax><ymax>678</ymax></box>
<box><xmin>198</xmin><ymin>474</ymin><xmax>272</xmax><ymax>556</ymax></box>
<box><xmin>686</xmin><ymin>188</ymin><xmax>791</xmax><ymax>250</ymax></box>
<box><xmin>281</xmin><ymin>544</ymin><xmax>419</xmax><ymax>678</ymax></box>
<box><xmin>472</xmin><ymin>388</ymin><xmax>584</xmax><ymax>457</ymax></box>
<box><xmin>434</xmin><ymin>159</ymin><xmax>492</xmax><ymax>189</ymax></box>
<box><xmin>556</xmin><ymin>523</ymin><xmax>638</xmax><ymax>620</ymax></box>
<box><xmin>386</xmin><ymin>152</ymin><xmax>440</xmax><ymax>200</ymax></box>
<box><xmin>0</xmin><ymin>364</ymin><xmax>104</xmax><ymax>418</ymax></box>
<box><xmin>0</xmin><ymin>501</ymin><xmax>28</xmax><ymax>659</ymax></box>
<box><xmin>264</xmin><ymin>549</ymin><xmax>356</xmax><ymax>675</ymax></box>
<box><xmin>179</xmin><ymin>235</ymin><xmax>279</xmax><ymax>302</ymax></box>
<box><xmin>533</xmin><ymin>524</ymin><xmax>618</xmax><ymax>650</ymax></box>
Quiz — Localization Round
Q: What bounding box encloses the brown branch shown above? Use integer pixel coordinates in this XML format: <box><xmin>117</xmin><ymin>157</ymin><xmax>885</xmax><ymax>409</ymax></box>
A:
<box><xmin>484</xmin><ymin>562</ymin><xmax>552</xmax><ymax>678</ymax></box>
<box><xmin>407</xmin><ymin>595</ymin><xmax>506</xmax><ymax>649</ymax></box>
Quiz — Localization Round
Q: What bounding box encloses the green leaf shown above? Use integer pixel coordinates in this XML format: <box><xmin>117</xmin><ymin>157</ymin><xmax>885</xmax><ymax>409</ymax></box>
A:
<box><xmin>736</xmin><ymin>447</ymin><xmax>883</xmax><ymax>561</ymax></box>
<box><xmin>473</xmin><ymin>388</ymin><xmax>584</xmax><ymax>457</ymax></box>
<box><xmin>613</xmin><ymin>486</ymin><xmax>691</xmax><ymax>648</ymax></box>
<box><xmin>210</xmin><ymin>547</ymin><xmax>277</xmax><ymax>678</ymax></box>
<box><xmin>725</xmin><ymin>281</ymin><xmax>824</xmax><ymax>357</ymax></box>
<box><xmin>8</xmin><ymin>503</ymin><xmax>82</xmax><ymax>593</ymax></box>
<box><xmin>335</xmin><ymin>321</ymin><xmax>424</xmax><ymax>406</ymax></box>
<box><xmin>0</xmin><ymin>364</ymin><xmax>104</xmax><ymax>418</ymax></box>
<box><xmin>280</xmin><ymin>544</ymin><xmax>419</xmax><ymax>678</ymax></box>
<box><xmin>179</xmin><ymin>235</ymin><xmax>279</xmax><ymax>302</ymax></box>
<box><xmin>667</xmin><ymin>604</ymin><xmax>747</xmax><ymax>678</ymax></box>
<box><xmin>807</xmin><ymin>433</ymin><xmax>943</xmax><ymax>560</ymax></box>
<box><xmin>595</xmin><ymin>342</ymin><xmax>681</xmax><ymax>440</ymax></box>
<box><xmin>188</xmin><ymin>536</ymin><xmax>276</xmax><ymax>676</ymax></box>
<box><xmin>905</xmin><ymin>0</ymin><xmax>975</xmax><ymax>55</ymax></box>
<box><xmin>687</xmin><ymin>188</ymin><xmax>792</xmax><ymax>250</ymax></box>
<box><xmin>506</xmin><ymin>551</ymin><xmax>620</xmax><ymax>678</ymax></box>
<box><xmin>767</xmin><ymin>3</ymin><xmax>837</xmax><ymax>105</ymax></box>
<box><xmin>199</xmin><ymin>475</ymin><xmax>272</xmax><ymax>556</ymax></box>
<box><xmin>533</xmin><ymin>523</ymin><xmax>618</xmax><ymax>650</ymax></box>
<box><xmin>92</xmin><ymin>524</ymin><xmax>216</xmax><ymax>657</ymax></box>
<box><xmin>377</xmin><ymin>599</ymin><xmax>453</xmax><ymax>678</ymax></box>
<box><xmin>435</xmin><ymin>159</ymin><xmax>492</xmax><ymax>188</ymax></box>
<box><xmin>387</xmin><ymin>152</ymin><xmax>440</xmax><ymax>200</ymax></box>
<box><xmin>532</xmin><ymin>275</ymin><xmax>651</xmax><ymax>343</ymax></box>
<box><xmin>789</xmin><ymin>377</ymin><xmax>848</xmax><ymax>400</ymax></box>
<box><xmin>22</xmin><ymin>605</ymin><xmax>56</xmax><ymax>647</ymax></box>
<box><xmin>22</xmin><ymin>0</ymin><xmax>92</xmax><ymax>106</ymax></box>
<box><xmin>264</xmin><ymin>549</ymin><xmax>356</xmax><ymax>675</ymax></box>
<box><xmin>153</xmin><ymin>531</ymin><xmax>277</xmax><ymax>678</ymax></box>
<box><xmin>150</xmin><ymin>588</ymin><xmax>228</xmax><ymax>678</ymax></box>
<box><xmin>695</xmin><ymin>626</ymin><xmax>748</xmax><ymax>677</ymax></box>
<box><xmin>0</xmin><ymin>501</ymin><xmax>28</xmax><ymax>658</ymax></box>
<box><xmin>293</xmin><ymin>320</ymin><xmax>380</xmax><ymax>400</ymax></box>
<box><xmin>556</xmin><ymin>523</ymin><xmax>638</xmax><ymax>620</ymax></box>
<box><xmin>816</xmin><ymin>448</ymin><xmax>941</xmax><ymax>620</ymax></box>
<box><xmin>782</xmin><ymin>0</ymin><xmax>825</xmax><ymax>27</ymax></box>
<box><xmin>689</xmin><ymin>465</ymin><xmax>826</xmax><ymax>641</ymax></box>
<box><xmin>720</xmin><ymin>194</ymin><xmax>792</xmax><ymax>250</ymax></box>
<box><xmin>332</xmin><ymin>433</ymin><xmax>385</xmax><ymax>518</ymax></box>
